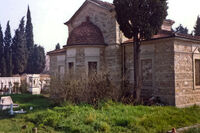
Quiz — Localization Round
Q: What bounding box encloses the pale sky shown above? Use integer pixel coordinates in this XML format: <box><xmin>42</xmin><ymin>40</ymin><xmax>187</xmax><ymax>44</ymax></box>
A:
<box><xmin>0</xmin><ymin>0</ymin><xmax>200</xmax><ymax>52</ymax></box>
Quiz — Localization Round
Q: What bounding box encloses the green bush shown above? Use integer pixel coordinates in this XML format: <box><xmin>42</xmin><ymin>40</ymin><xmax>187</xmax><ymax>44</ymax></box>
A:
<box><xmin>94</xmin><ymin>121</ymin><xmax>110</xmax><ymax>132</ymax></box>
<box><xmin>49</xmin><ymin>72</ymin><xmax>116</xmax><ymax>105</ymax></box>
<box><xmin>115</xmin><ymin>118</ymin><xmax>130</xmax><ymax>127</ymax></box>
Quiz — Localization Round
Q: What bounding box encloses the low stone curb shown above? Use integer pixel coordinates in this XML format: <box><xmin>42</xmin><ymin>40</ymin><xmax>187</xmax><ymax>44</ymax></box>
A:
<box><xmin>167</xmin><ymin>124</ymin><xmax>200</xmax><ymax>133</ymax></box>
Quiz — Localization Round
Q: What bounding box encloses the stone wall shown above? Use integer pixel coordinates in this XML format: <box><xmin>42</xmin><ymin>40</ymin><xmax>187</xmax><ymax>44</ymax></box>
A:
<box><xmin>105</xmin><ymin>44</ymin><xmax>122</xmax><ymax>96</ymax></box>
<box><xmin>49</xmin><ymin>53</ymin><xmax>66</xmax><ymax>75</ymax></box>
<box><xmin>49</xmin><ymin>55</ymin><xmax>58</xmax><ymax>75</ymax></box>
<box><xmin>174</xmin><ymin>38</ymin><xmax>200</xmax><ymax>107</ymax></box>
<box><xmin>0</xmin><ymin>77</ymin><xmax>21</xmax><ymax>90</ymax></box>
<box><xmin>153</xmin><ymin>39</ymin><xmax>175</xmax><ymax>105</ymax></box>
<box><xmin>65</xmin><ymin>46</ymin><xmax>105</xmax><ymax>78</ymax></box>
<box><xmin>68</xmin><ymin>2</ymin><xmax>117</xmax><ymax>45</ymax></box>
<box><xmin>124</xmin><ymin>38</ymin><xmax>175</xmax><ymax>105</ymax></box>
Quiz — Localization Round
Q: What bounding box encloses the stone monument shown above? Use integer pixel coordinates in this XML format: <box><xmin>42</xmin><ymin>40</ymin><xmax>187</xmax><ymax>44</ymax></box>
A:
<box><xmin>27</xmin><ymin>74</ymin><xmax>41</xmax><ymax>95</ymax></box>
<box><xmin>0</xmin><ymin>96</ymin><xmax>18</xmax><ymax>110</ymax></box>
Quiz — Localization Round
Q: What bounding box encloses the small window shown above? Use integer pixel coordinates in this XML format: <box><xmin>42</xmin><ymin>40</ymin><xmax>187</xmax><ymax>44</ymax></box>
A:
<box><xmin>88</xmin><ymin>62</ymin><xmax>97</xmax><ymax>77</ymax></box>
<box><xmin>68</xmin><ymin>62</ymin><xmax>74</xmax><ymax>76</ymax></box>
<box><xmin>195</xmin><ymin>59</ymin><xmax>200</xmax><ymax>86</ymax></box>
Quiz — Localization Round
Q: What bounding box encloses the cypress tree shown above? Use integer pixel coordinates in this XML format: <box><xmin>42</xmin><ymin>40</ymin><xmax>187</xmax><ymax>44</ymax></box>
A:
<box><xmin>8</xmin><ymin>49</ymin><xmax>13</xmax><ymax>76</ymax></box>
<box><xmin>0</xmin><ymin>24</ymin><xmax>6</xmax><ymax>76</ymax></box>
<box><xmin>175</xmin><ymin>24</ymin><xmax>188</xmax><ymax>34</ymax></box>
<box><xmin>194</xmin><ymin>15</ymin><xmax>200</xmax><ymax>36</ymax></box>
<box><xmin>114</xmin><ymin>0</ymin><xmax>168</xmax><ymax>101</ymax></box>
<box><xmin>31</xmin><ymin>45</ymin><xmax>46</xmax><ymax>74</ymax></box>
<box><xmin>12</xmin><ymin>17</ymin><xmax>27</xmax><ymax>74</ymax></box>
<box><xmin>26</xmin><ymin>6</ymin><xmax>34</xmax><ymax>51</ymax></box>
<box><xmin>4</xmin><ymin>21</ymin><xmax>12</xmax><ymax>76</ymax></box>
<box><xmin>55</xmin><ymin>43</ymin><xmax>60</xmax><ymax>50</ymax></box>
<box><xmin>26</xmin><ymin>6</ymin><xmax>34</xmax><ymax>73</ymax></box>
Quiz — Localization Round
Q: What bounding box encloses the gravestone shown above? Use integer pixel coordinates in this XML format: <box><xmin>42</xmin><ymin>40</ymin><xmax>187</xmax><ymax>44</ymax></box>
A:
<box><xmin>26</xmin><ymin>74</ymin><xmax>41</xmax><ymax>95</ymax></box>
<box><xmin>0</xmin><ymin>96</ymin><xmax>13</xmax><ymax>110</ymax></box>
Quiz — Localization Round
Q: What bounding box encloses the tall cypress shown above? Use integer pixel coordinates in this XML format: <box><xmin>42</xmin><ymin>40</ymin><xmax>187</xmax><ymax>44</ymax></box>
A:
<box><xmin>0</xmin><ymin>24</ymin><xmax>6</xmax><ymax>76</ymax></box>
<box><xmin>194</xmin><ymin>16</ymin><xmax>200</xmax><ymax>36</ymax></box>
<box><xmin>34</xmin><ymin>45</ymin><xmax>46</xmax><ymax>74</ymax></box>
<box><xmin>26</xmin><ymin>6</ymin><xmax>34</xmax><ymax>73</ymax></box>
<box><xmin>4</xmin><ymin>21</ymin><xmax>12</xmax><ymax>76</ymax></box>
<box><xmin>114</xmin><ymin>0</ymin><xmax>168</xmax><ymax>101</ymax></box>
<box><xmin>26</xmin><ymin>6</ymin><xmax>34</xmax><ymax>51</ymax></box>
<box><xmin>12</xmin><ymin>17</ymin><xmax>27</xmax><ymax>74</ymax></box>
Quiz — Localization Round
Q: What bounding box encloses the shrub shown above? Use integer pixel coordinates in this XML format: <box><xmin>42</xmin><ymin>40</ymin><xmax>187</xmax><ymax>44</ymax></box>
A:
<box><xmin>49</xmin><ymin>72</ymin><xmax>116</xmax><ymax>105</ymax></box>
<box><xmin>85</xmin><ymin>113</ymin><xmax>96</xmax><ymax>124</ymax></box>
<box><xmin>115</xmin><ymin>118</ymin><xmax>130</xmax><ymax>127</ymax></box>
<box><xmin>94</xmin><ymin>121</ymin><xmax>110</xmax><ymax>132</ymax></box>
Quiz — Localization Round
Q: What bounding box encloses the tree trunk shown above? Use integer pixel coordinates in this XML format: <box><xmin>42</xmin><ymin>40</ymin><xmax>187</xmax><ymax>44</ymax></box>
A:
<box><xmin>133</xmin><ymin>35</ymin><xmax>141</xmax><ymax>103</ymax></box>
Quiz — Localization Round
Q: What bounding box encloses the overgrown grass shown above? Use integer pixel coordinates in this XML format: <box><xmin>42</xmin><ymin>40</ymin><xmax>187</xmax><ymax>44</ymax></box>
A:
<box><xmin>0</xmin><ymin>94</ymin><xmax>200</xmax><ymax>133</ymax></box>
<box><xmin>183</xmin><ymin>127</ymin><xmax>200</xmax><ymax>133</ymax></box>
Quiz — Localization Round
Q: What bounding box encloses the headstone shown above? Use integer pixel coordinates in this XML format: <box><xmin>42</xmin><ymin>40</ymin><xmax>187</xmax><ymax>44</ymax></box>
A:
<box><xmin>0</xmin><ymin>96</ymin><xmax>13</xmax><ymax>110</ymax></box>
<box><xmin>27</xmin><ymin>75</ymin><xmax>41</xmax><ymax>95</ymax></box>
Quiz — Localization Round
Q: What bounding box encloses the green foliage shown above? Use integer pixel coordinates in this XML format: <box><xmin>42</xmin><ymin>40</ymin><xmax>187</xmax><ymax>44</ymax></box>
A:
<box><xmin>2</xmin><ymin>94</ymin><xmax>52</xmax><ymax>111</ymax></box>
<box><xmin>4</xmin><ymin>21</ymin><xmax>13</xmax><ymax>77</ymax></box>
<box><xmin>175</xmin><ymin>24</ymin><xmax>188</xmax><ymax>34</ymax></box>
<box><xmin>26</xmin><ymin>6</ymin><xmax>35</xmax><ymax>74</ymax></box>
<box><xmin>1</xmin><ymin>6</ymin><xmax>46</xmax><ymax>75</ymax></box>
<box><xmin>33</xmin><ymin>45</ymin><xmax>46</xmax><ymax>73</ymax></box>
<box><xmin>49</xmin><ymin>72</ymin><xmax>115</xmax><ymax>105</ymax></box>
<box><xmin>194</xmin><ymin>15</ymin><xmax>200</xmax><ymax>36</ymax></box>
<box><xmin>27</xmin><ymin>44</ymin><xmax>46</xmax><ymax>74</ymax></box>
<box><xmin>113</xmin><ymin>0</ymin><xmax>168</xmax><ymax>40</ymax></box>
<box><xmin>25</xmin><ymin>6</ymin><xmax>34</xmax><ymax>52</ymax></box>
<box><xmin>55</xmin><ymin>43</ymin><xmax>60</xmax><ymax>50</ymax></box>
<box><xmin>1</xmin><ymin>95</ymin><xmax>200</xmax><ymax>133</ymax></box>
<box><xmin>0</xmin><ymin>56</ymin><xmax>7</xmax><ymax>77</ymax></box>
<box><xmin>94</xmin><ymin>121</ymin><xmax>111</xmax><ymax>132</ymax></box>
<box><xmin>24</xmin><ymin>102</ymin><xmax>200</xmax><ymax>133</ymax></box>
<box><xmin>12</xmin><ymin>17</ymin><xmax>27</xmax><ymax>74</ymax></box>
<box><xmin>113</xmin><ymin>0</ymin><xmax>168</xmax><ymax>101</ymax></box>
<box><xmin>0</xmin><ymin>24</ymin><xmax>6</xmax><ymax>77</ymax></box>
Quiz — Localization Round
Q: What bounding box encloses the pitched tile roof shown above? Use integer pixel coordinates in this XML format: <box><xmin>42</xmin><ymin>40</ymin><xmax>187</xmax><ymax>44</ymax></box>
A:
<box><xmin>123</xmin><ymin>31</ymin><xmax>200</xmax><ymax>44</ymax></box>
<box><xmin>65</xmin><ymin>0</ymin><xmax>114</xmax><ymax>25</ymax></box>
<box><xmin>123</xmin><ymin>30</ymin><xmax>173</xmax><ymax>43</ymax></box>
<box><xmin>47</xmin><ymin>49</ymin><xmax>66</xmax><ymax>55</ymax></box>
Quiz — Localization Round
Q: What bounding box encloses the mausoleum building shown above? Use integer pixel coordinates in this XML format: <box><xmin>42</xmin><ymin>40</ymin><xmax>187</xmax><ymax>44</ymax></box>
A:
<box><xmin>47</xmin><ymin>0</ymin><xmax>200</xmax><ymax>107</ymax></box>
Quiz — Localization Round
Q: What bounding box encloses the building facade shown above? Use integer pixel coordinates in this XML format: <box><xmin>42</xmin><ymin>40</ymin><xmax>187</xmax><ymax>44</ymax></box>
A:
<box><xmin>47</xmin><ymin>0</ymin><xmax>200</xmax><ymax>107</ymax></box>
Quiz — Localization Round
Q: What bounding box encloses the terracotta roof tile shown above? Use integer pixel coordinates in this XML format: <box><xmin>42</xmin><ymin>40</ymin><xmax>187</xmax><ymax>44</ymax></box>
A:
<box><xmin>123</xmin><ymin>31</ymin><xmax>200</xmax><ymax>44</ymax></box>
<box><xmin>47</xmin><ymin>49</ymin><xmax>66</xmax><ymax>55</ymax></box>
<box><xmin>66</xmin><ymin>17</ymin><xmax>105</xmax><ymax>46</ymax></box>
<box><xmin>174</xmin><ymin>33</ymin><xmax>200</xmax><ymax>40</ymax></box>
<box><xmin>123</xmin><ymin>30</ymin><xmax>173</xmax><ymax>43</ymax></box>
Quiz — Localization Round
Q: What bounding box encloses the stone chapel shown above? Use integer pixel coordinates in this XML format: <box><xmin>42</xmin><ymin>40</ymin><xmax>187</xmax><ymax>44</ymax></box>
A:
<box><xmin>47</xmin><ymin>0</ymin><xmax>200</xmax><ymax>107</ymax></box>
